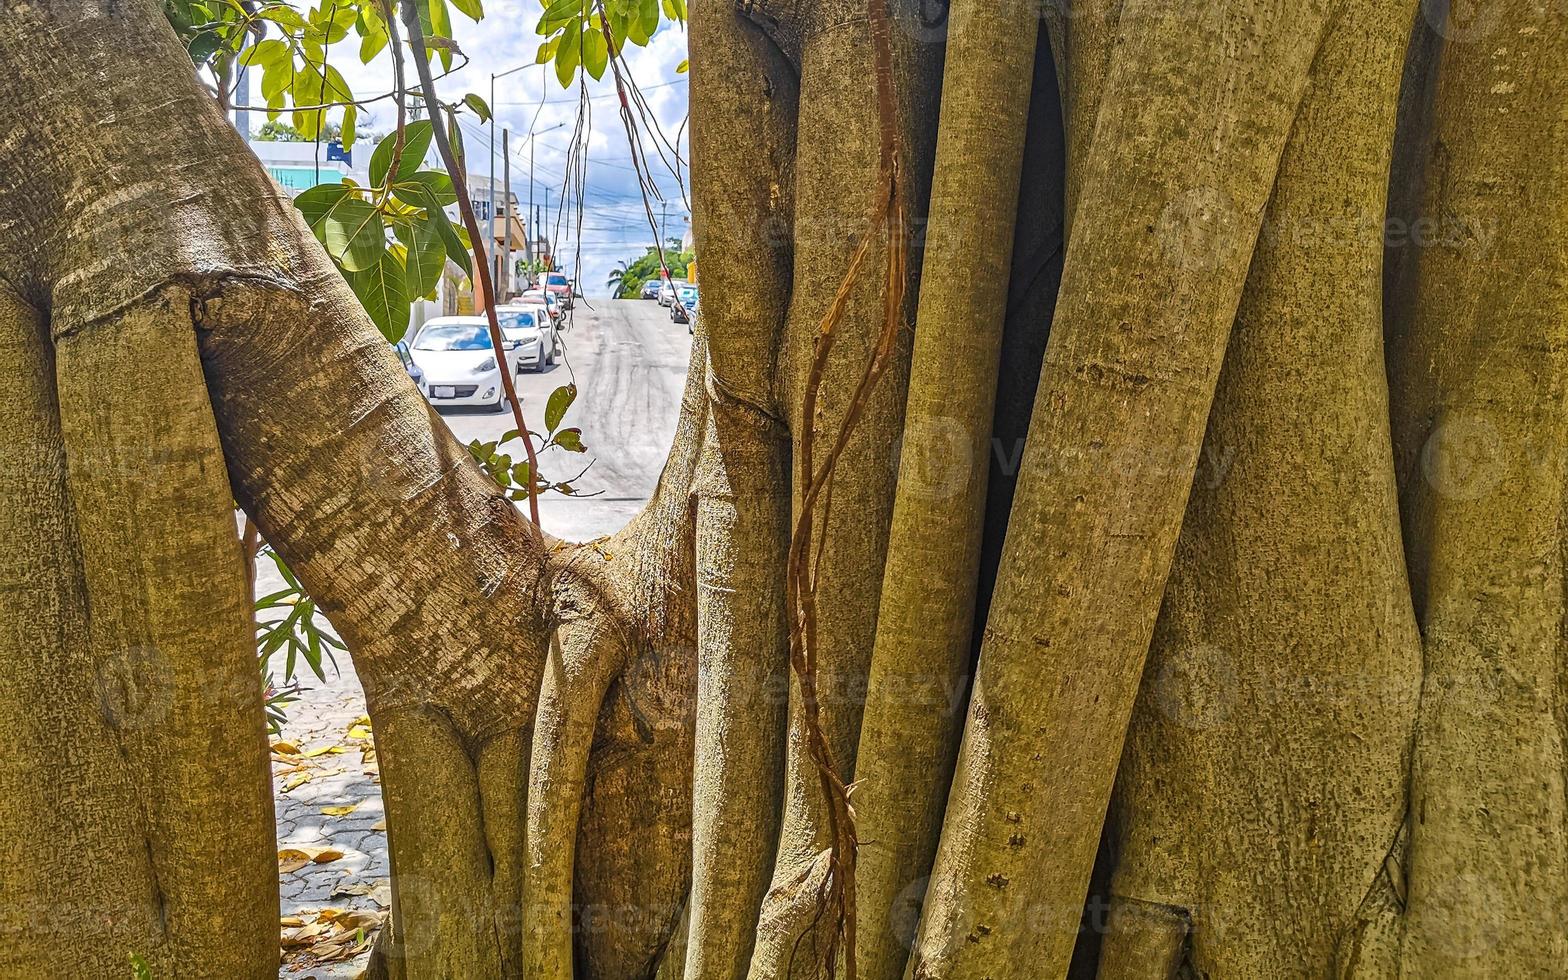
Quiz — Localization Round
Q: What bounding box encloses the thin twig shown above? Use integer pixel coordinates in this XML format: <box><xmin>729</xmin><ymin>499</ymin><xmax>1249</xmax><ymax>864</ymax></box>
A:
<box><xmin>400</xmin><ymin>0</ymin><xmax>543</xmax><ymax>527</ymax></box>
<box><xmin>782</xmin><ymin>0</ymin><xmax>905</xmax><ymax>974</ymax></box>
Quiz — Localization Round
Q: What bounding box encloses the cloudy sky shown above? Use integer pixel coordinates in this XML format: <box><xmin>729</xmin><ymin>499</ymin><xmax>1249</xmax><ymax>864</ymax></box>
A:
<box><xmin>260</xmin><ymin>2</ymin><xmax>693</xmax><ymax>296</ymax></box>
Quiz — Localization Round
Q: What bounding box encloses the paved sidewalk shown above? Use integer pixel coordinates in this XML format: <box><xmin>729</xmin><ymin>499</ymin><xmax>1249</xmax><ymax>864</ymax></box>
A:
<box><xmin>270</xmin><ymin>642</ymin><xmax>386</xmax><ymax>979</ymax></box>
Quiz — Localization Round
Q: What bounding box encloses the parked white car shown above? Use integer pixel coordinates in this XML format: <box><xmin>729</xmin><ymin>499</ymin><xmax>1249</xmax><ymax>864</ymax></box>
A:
<box><xmin>495</xmin><ymin>305</ymin><xmax>558</xmax><ymax>371</ymax></box>
<box><xmin>407</xmin><ymin>316</ymin><xmax>516</xmax><ymax>411</ymax></box>
<box><xmin>520</xmin><ymin>288</ymin><xmax>564</xmax><ymax>327</ymax></box>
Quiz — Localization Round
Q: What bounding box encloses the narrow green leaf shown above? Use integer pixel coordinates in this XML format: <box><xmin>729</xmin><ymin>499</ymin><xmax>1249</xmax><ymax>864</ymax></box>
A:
<box><xmin>449</xmin><ymin>0</ymin><xmax>484</xmax><ymax>21</ymax></box>
<box><xmin>340</xmin><ymin>104</ymin><xmax>358</xmax><ymax>146</ymax></box>
<box><xmin>447</xmin><ymin>109</ymin><xmax>465</xmax><ymax>164</ymax></box>
<box><xmin>421</xmin><ymin>187</ymin><xmax>473</xmax><ymax>278</ymax></box>
<box><xmin>463</xmin><ymin>92</ymin><xmax>492</xmax><ymax>123</ymax></box>
<box><xmin>545</xmin><ymin>382</ymin><xmax>577</xmax><ymax>432</ymax></box>
<box><xmin>554</xmin><ymin>19</ymin><xmax>581</xmax><ymax>87</ymax></box>
<box><xmin>582</xmin><ymin>25</ymin><xmax>608</xmax><ymax>80</ymax></box>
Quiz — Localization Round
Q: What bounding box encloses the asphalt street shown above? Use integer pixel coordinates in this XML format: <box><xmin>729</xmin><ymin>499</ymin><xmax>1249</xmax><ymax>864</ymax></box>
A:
<box><xmin>439</xmin><ymin>297</ymin><xmax>692</xmax><ymax>541</ymax></box>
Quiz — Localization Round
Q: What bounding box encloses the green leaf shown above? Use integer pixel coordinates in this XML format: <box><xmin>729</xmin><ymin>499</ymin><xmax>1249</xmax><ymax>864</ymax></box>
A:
<box><xmin>582</xmin><ymin>25</ymin><xmax>608</xmax><ymax>80</ymax></box>
<box><xmin>294</xmin><ymin>181</ymin><xmax>352</xmax><ymax>228</ymax></box>
<box><xmin>421</xmin><ymin>187</ymin><xmax>473</xmax><ymax>278</ymax></box>
<box><xmin>463</xmin><ymin>92</ymin><xmax>492</xmax><ymax>123</ymax></box>
<box><xmin>240</xmin><ymin>37</ymin><xmax>290</xmax><ymax>69</ymax></box>
<box><xmin>398</xmin><ymin>215</ymin><xmax>445</xmax><ymax>299</ymax></box>
<box><xmin>675</xmin><ymin>57</ymin><xmax>688</xmax><ymax>74</ymax></box>
<box><xmin>536</xmin><ymin>36</ymin><xmax>559</xmax><ymax>63</ymax></box>
<box><xmin>545</xmin><ymin>382</ymin><xmax>576</xmax><ymax>432</ymax></box>
<box><xmin>256</xmin><ymin>4</ymin><xmax>309</xmax><ymax>32</ymax></box>
<box><xmin>449</xmin><ymin>0</ymin><xmax>484</xmax><ymax>21</ymax></box>
<box><xmin>347</xmin><ymin>250</ymin><xmax>411</xmax><ymax>341</ymax></box>
<box><xmin>318</xmin><ymin>5</ymin><xmax>358</xmax><ymax>42</ymax></box>
<box><xmin>320</xmin><ymin>198</ymin><xmax>386</xmax><ymax>272</ymax></box>
<box><xmin>539</xmin><ymin>0</ymin><xmax>581</xmax><ymax>31</ymax></box>
<box><xmin>636</xmin><ymin>0</ymin><xmax>660</xmax><ymax>42</ymax></box>
<box><xmin>553</xmin><ymin>427</ymin><xmax>585</xmax><ymax>452</ymax></box>
<box><xmin>188</xmin><ymin>29</ymin><xmax>225</xmax><ymax>64</ymax></box>
<box><xmin>261</xmin><ymin>58</ymin><xmax>292</xmax><ymax>101</ymax></box>
<box><xmin>394</xmin><ymin>170</ymin><xmax>458</xmax><ymax>207</ymax></box>
<box><xmin>447</xmin><ymin>109</ymin><xmax>465</xmax><ymax>165</ymax></box>
<box><xmin>421</xmin><ymin>0</ymin><xmax>453</xmax><ymax>68</ymax></box>
<box><xmin>360</xmin><ymin>26</ymin><xmax>389</xmax><ymax>62</ymax></box>
<box><xmin>370</xmin><ymin>120</ymin><xmax>434</xmax><ymax>187</ymax></box>
<box><xmin>554</xmin><ymin>19</ymin><xmax>580</xmax><ymax>87</ymax></box>
<box><xmin>340</xmin><ymin>104</ymin><xmax>358</xmax><ymax>146</ymax></box>
<box><xmin>291</xmin><ymin>63</ymin><xmax>353</xmax><ymax>137</ymax></box>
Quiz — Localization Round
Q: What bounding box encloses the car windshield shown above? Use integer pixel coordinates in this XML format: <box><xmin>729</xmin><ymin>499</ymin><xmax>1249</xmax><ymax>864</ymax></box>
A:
<box><xmin>414</xmin><ymin>323</ymin><xmax>492</xmax><ymax>351</ymax></box>
<box><xmin>678</xmin><ymin>288</ymin><xmax>698</xmax><ymax>304</ymax></box>
<box><xmin>497</xmin><ymin>311</ymin><xmax>537</xmax><ymax>332</ymax></box>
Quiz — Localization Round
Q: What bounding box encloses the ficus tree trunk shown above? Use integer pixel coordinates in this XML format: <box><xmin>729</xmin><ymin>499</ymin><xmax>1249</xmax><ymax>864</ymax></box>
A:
<box><xmin>0</xmin><ymin>0</ymin><xmax>1563</xmax><ymax>977</ymax></box>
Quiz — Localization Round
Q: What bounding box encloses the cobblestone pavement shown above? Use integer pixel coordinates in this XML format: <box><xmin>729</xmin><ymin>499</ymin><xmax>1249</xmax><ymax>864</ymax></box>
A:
<box><xmin>267</xmin><ymin>300</ymin><xmax>686</xmax><ymax>976</ymax></box>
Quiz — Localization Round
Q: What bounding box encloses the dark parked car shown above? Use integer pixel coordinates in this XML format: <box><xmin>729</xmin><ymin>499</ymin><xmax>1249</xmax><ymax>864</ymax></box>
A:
<box><xmin>640</xmin><ymin>280</ymin><xmax>662</xmax><ymax>300</ymax></box>
<box><xmin>670</xmin><ymin>284</ymin><xmax>698</xmax><ymax>325</ymax></box>
<box><xmin>395</xmin><ymin>339</ymin><xmax>424</xmax><ymax>392</ymax></box>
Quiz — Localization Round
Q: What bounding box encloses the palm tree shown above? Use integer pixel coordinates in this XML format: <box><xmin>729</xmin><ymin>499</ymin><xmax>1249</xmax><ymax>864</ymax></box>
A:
<box><xmin>606</xmin><ymin>262</ymin><xmax>629</xmax><ymax>298</ymax></box>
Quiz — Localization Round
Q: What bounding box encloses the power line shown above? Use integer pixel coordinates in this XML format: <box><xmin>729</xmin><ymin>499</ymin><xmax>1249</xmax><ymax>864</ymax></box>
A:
<box><xmin>494</xmin><ymin>77</ymin><xmax>688</xmax><ymax>106</ymax></box>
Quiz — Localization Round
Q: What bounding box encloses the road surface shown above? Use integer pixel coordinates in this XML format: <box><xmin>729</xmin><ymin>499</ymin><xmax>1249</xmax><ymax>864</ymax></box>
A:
<box><xmin>269</xmin><ymin>298</ymin><xmax>690</xmax><ymax>976</ymax></box>
<box><xmin>442</xmin><ymin>297</ymin><xmax>692</xmax><ymax>540</ymax></box>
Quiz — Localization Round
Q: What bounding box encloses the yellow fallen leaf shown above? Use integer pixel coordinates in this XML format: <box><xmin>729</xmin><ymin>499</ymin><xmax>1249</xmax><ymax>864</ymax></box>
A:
<box><xmin>279</xmin><ymin>846</ymin><xmax>346</xmax><ymax>867</ymax></box>
<box><xmin>279</xmin><ymin>915</ymin><xmax>306</xmax><ymax>928</ymax></box>
<box><xmin>346</xmin><ymin>723</ymin><xmax>373</xmax><ymax>740</ymax></box>
<box><xmin>271</xmin><ymin>740</ymin><xmax>300</xmax><ymax>755</ymax></box>
<box><xmin>281</xmin><ymin>922</ymin><xmax>326</xmax><ymax>946</ymax></box>
<box><xmin>370</xmin><ymin>819</ymin><xmax>387</xmax><ymax>832</ymax></box>
<box><xmin>302</xmin><ymin>744</ymin><xmax>348</xmax><ymax>758</ymax></box>
<box><xmin>320</xmin><ymin>803</ymin><xmax>359</xmax><ymax>817</ymax></box>
<box><xmin>335</xmin><ymin>910</ymin><xmax>383</xmax><ymax>932</ymax></box>
<box><xmin>282</xmin><ymin>772</ymin><xmax>311</xmax><ymax>792</ymax></box>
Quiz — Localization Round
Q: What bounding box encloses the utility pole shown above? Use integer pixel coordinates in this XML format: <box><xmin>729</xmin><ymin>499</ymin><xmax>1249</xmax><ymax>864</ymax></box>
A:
<box><xmin>487</xmin><ymin>61</ymin><xmax>531</xmax><ymax>297</ymax></box>
<box><xmin>502</xmin><ymin>127</ymin><xmax>512</xmax><ymax>302</ymax></box>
